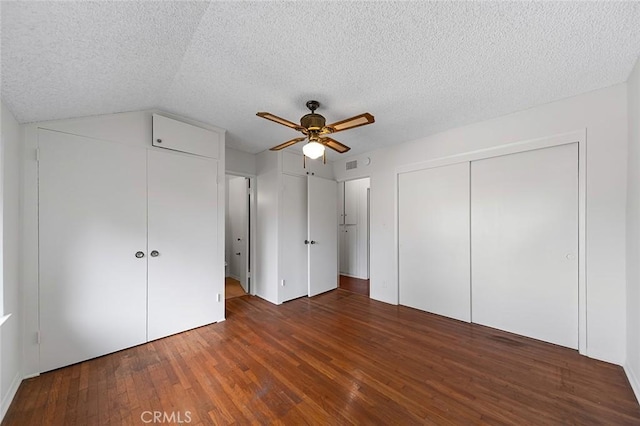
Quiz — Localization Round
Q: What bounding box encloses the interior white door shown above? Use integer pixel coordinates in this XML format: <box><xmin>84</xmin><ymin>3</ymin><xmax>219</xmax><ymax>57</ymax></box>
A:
<box><xmin>147</xmin><ymin>150</ymin><xmax>219</xmax><ymax>341</ymax></box>
<box><xmin>471</xmin><ymin>143</ymin><xmax>579</xmax><ymax>349</ymax></box>
<box><xmin>228</xmin><ymin>176</ymin><xmax>248</xmax><ymax>291</ymax></box>
<box><xmin>308</xmin><ymin>175</ymin><xmax>338</xmax><ymax>297</ymax></box>
<box><xmin>399</xmin><ymin>162</ymin><xmax>471</xmax><ymax>322</ymax></box>
<box><xmin>280</xmin><ymin>174</ymin><xmax>308</xmax><ymax>302</ymax></box>
<box><xmin>238</xmin><ymin>180</ymin><xmax>249</xmax><ymax>293</ymax></box>
<box><xmin>38</xmin><ymin>129</ymin><xmax>148</xmax><ymax>372</ymax></box>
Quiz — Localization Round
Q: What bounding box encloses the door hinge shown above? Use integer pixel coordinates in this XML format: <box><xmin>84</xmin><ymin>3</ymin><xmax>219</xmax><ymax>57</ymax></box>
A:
<box><xmin>35</xmin><ymin>148</ymin><xmax>40</xmax><ymax>162</ymax></box>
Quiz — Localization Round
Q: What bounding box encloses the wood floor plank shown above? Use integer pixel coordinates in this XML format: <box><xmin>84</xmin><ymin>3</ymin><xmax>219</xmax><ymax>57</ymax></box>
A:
<box><xmin>4</xmin><ymin>289</ymin><xmax>639</xmax><ymax>425</ymax></box>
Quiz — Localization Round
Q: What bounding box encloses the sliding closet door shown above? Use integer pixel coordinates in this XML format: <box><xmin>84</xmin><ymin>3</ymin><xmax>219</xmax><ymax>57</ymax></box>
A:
<box><xmin>399</xmin><ymin>162</ymin><xmax>471</xmax><ymax>322</ymax></box>
<box><xmin>147</xmin><ymin>150</ymin><xmax>219</xmax><ymax>341</ymax></box>
<box><xmin>39</xmin><ymin>129</ymin><xmax>147</xmax><ymax>372</ymax></box>
<box><xmin>471</xmin><ymin>143</ymin><xmax>579</xmax><ymax>348</ymax></box>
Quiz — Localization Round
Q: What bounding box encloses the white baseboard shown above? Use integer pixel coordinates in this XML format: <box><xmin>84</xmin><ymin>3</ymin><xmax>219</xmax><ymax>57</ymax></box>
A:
<box><xmin>624</xmin><ymin>363</ymin><xmax>640</xmax><ymax>404</ymax></box>
<box><xmin>1</xmin><ymin>372</ymin><xmax>22</xmax><ymax>421</ymax></box>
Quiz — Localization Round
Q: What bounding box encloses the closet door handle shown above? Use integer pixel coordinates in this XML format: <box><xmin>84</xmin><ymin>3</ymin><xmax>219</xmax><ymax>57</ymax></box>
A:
<box><xmin>150</xmin><ymin>250</ymin><xmax>159</xmax><ymax>257</ymax></box>
<box><xmin>235</xmin><ymin>252</ymin><xmax>241</xmax><ymax>256</ymax></box>
<box><xmin>304</xmin><ymin>240</ymin><xmax>310</xmax><ymax>245</ymax></box>
<box><xmin>135</xmin><ymin>251</ymin><xmax>145</xmax><ymax>258</ymax></box>
<box><xmin>310</xmin><ymin>240</ymin><xmax>316</xmax><ymax>245</ymax></box>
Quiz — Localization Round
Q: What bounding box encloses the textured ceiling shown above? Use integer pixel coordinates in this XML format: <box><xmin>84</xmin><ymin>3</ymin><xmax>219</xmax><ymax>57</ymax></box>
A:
<box><xmin>2</xmin><ymin>1</ymin><xmax>640</xmax><ymax>159</ymax></box>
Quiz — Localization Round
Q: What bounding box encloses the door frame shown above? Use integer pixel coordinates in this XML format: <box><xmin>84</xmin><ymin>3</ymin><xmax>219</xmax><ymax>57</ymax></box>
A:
<box><xmin>225</xmin><ymin>172</ymin><xmax>257</xmax><ymax>296</ymax></box>
<box><xmin>395</xmin><ymin>129</ymin><xmax>587</xmax><ymax>355</ymax></box>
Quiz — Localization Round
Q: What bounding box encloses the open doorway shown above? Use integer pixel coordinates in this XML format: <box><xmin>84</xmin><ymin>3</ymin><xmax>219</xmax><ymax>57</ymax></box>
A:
<box><xmin>225</xmin><ymin>175</ymin><xmax>253</xmax><ymax>299</ymax></box>
<box><xmin>338</xmin><ymin>177</ymin><xmax>370</xmax><ymax>296</ymax></box>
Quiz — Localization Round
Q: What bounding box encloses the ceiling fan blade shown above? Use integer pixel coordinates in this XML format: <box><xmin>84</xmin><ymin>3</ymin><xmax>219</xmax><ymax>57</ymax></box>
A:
<box><xmin>269</xmin><ymin>137</ymin><xmax>307</xmax><ymax>151</ymax></box>
<box><xmin>325</xmin><ymin>113</ymin><xmax>374</xmax><ymax>133</ymax></box>
<box><xmin>257</xmin><ymin>112</ymin><xmax>303</xmax><ymax>130</ymax></box>
<box><xmin>321</xmin><ymin>137</ymin><xmax>351</xmax><ymax>153</ymax></box>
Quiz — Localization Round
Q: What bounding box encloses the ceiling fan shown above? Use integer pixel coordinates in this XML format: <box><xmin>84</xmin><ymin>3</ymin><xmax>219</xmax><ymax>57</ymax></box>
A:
<box><xmin>257</xmin><ymin>100</ymin><xmax>374</xmax><ymax>162</ymax></box>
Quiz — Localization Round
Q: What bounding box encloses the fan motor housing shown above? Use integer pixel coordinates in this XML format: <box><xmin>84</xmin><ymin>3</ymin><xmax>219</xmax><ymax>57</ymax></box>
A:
<box><xmin>301</xmin><ymin>113</ymin><xmax>326</xmax><ymax>131</ymax></box>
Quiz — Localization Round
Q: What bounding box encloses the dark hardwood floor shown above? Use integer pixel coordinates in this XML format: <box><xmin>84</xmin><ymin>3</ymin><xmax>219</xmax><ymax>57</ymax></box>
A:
<box><xmin>224</xmin><ymin>277</ymin><xmax>246</xmax><ymax>299</ymax></box>
<box><xmin>4</xmin><ymin>289</ymin><xmax>639</xmax><ymax>425</ymax></box>
<box><xmin>339</xmin><ymin>274</ymin><xmax>370</xmax><ymax>296</ymax></box>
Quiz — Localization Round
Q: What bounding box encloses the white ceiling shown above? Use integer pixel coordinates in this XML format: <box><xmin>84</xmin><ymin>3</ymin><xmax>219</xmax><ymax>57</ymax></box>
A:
<box><xmin>2</xmin><ymin>1</ymin><xmax>640</xmax><ymax>159</ymax></box>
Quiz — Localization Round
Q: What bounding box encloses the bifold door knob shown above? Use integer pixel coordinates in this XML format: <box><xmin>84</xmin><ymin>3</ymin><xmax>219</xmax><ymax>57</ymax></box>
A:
<box><xmin>304</xmin><ymin>240</ymin><xmax>310</xmax><ymax>244</ymax></box>
<box><xmin>310</xmin><ymin>240</ymin><xmax>316</xmax><ymax>245</ymax></box>
<box><xmin>135</xmin><ymin>251</ymin><xmax>145</xmax><ymax>258</ymax></box>
<box><xmin>150</xmin><ymin>250</ymin><xmax>159</xmax><ymax>257</ymax></box>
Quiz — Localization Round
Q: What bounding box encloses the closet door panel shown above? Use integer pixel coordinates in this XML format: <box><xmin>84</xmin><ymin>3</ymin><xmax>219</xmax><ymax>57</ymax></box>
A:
<box><xmin>147</xmin><ymin>150</ymin><xmax>219</xmax><ymax>341</ymax></box>
<box><xmin>280</xmin><ymin>174</ymin><xmax>309</xmax><ymax>302</ymax></box>
<box><xmin>471</xmin><ymin>143</ymin><xmax>579</xmax><ymax>349</ymax></box>
<box><xmin>39</xmin><ymin>129</ymin><xmax>148</xmax><ymax>372</ymax></box>
<box><xmin>399</xmin><ymin>162</ymin><xmax>471</xmax><ymax>322</ymax></box>
<box><xmin>308</xmin><ymin>176</ymin><xmax>338</xmax><ymax>297</ymax></box>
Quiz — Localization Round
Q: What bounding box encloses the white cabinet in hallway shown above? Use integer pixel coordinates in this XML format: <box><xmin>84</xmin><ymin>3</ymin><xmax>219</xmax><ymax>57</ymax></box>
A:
<box><xmin>338</xmin><ymin>178</ymin><xmax>370</xmax><ymax>279</ymax></box>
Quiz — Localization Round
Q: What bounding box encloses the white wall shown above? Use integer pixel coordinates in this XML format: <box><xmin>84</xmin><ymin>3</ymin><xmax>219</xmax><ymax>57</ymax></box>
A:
<box><xmin>255</xmin><ymin>151</ymin><xmax>279</xmax><ymax>304</ymax></box>
<box><xmin>20</xmin><ymin>110</ymin><xmax>226</xmax><ymax>377</ymax></box>
<box><xmin>1</xmin><ymin>100</ymin><xmax>23</xmax><ymax>420</ymax></box>
<box><xmin>334</xmin><ymin>84</ymin><xmax>629</xmax><ymax>365</ymax></box>
<box><xmin>226</xmin><ymin>147</ymin><xmax>256</xmax><ymax>176</ymax></box>
<box><xmin>626</xmin><ymin>56</ymin><xmax>640</xmax><ymax>399</ymax></box>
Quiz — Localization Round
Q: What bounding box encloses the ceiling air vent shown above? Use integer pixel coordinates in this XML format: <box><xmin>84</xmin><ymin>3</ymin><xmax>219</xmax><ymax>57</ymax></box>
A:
<box><xmin>346</xmin><ymin>160</ymin><xmax>358</xmax><ymax>170</ymax></box>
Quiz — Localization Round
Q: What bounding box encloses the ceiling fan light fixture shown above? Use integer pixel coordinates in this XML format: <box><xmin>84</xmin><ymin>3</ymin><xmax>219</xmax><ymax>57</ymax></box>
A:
<box><xmin>302</xmin><ymin>141</ymin><xmax>325</xmax><ymax>159</ymax></box>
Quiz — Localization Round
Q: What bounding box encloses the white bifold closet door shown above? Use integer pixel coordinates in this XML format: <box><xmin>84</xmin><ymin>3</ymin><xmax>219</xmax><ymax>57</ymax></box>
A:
<box><xmin>399</xmin><ymin>162</ymin><xmax>471</xmax><ymax>322</ymax></box>
<box><xmin>147</xmin><ymin>150</ymin><xmax>219</xmax><ymax>341</ymax></box>
<box><xmin>471</xmin><ymin>143</ymin><xmax>579</xmax><ymax>349</ymax></box>
<box><xmin>39</xmin><ymin>130</ymin><xmax>148</xmax><ymax>372</ymax></box>
<box><xmin>308</xmin><ymin>175</ymin><xmax>338</xmax><ymax>297</ymax></box>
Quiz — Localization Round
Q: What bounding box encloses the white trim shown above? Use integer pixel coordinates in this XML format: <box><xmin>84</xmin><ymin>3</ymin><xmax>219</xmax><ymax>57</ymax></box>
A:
<box><xmin>1</xmin><ymin>372</ymin><xmax>22</xmax><ymax>421</ymax></box>
<box><xmin>625</xmin><ymin>364</ymin><xmax>640</xmax><ymax>404</ymax></box>
<box><xmin>22</xmin><ymin>373</ymin><xmax>39</xmax><ymax>380</ymax></box>
<box><xmin>394</xmin><ymin>129</ymin><xmax>587</xmax><ymax>355</ymax></box>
